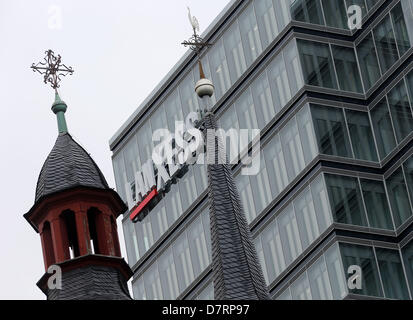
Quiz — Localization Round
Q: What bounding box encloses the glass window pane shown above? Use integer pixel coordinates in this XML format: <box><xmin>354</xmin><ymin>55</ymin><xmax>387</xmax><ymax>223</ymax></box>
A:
<box><xmin>201</xmin><ymin>209</ymin><xmax>212</xmax><ymax>261</ymax></box>
<box><xmin>297</xmin><ymin>105</ymin><xmax>318</xmax><ymax>164</ymax></box>
<box><xmin>165</xmin><ymin>90</ymin><xmax>183</xmax><ymax>134</ymax></box>
<box><xmin>150</xmin><ymin>200</ymin><xmax>168</xmax><ymax>243</ymax></box>
<box><xmin>325</xmin><ymin>243</ymin><xmax>347</xmax><ymax>299</ymax></box>
<box><xmin>254</xmin><ymin>236</ymin><xmax>269</xmax><ymax>284</ymax></box>
<box><xmin>274</xmin><ymin>0</ymin><xmax>293</xmax><ymax>31</ymax></box>
<box><xmin>340</xmin><ymin>243</ymin><xmax>383</xmax><ymax>297</ymax></box>
<box><xmin>249</xmin><ymin>152</ymin><xmax>272</xmax><ymax>214</ymax></box>
<box><xmin>159</xmin><ymin>247</ymin><xmax>179</xmax><ymax>299</ymax></box>
<box><xmin>239</xmin><ymin>3</ymin><xmax>262</xmax><ymax>66</ymax></box>
<box><xmin>254</xmin><ymin>0</ymin><xmax>278</xmax><ymax>48</ymax></box>
<box><xmin>403</xmin><ymin>155</ymin><xmax>413</xmax><ymax>201</ymax></box>
<box><xmin>261</xmin><ymin>219</ymin><xmax>286</xmax><ymax>281</ymax></box>
<box><xmin>360</xmin><ymin>179</ymin><xmax>394</xmax><ymax>230</ymax></box>
<box><xmin>376</xmin><ymin>247</ymin><xmax>410</xmax><ymax>299</ymax></box>
<box><xmin>407</xmin><ymin>69</ymin><xmax>413</xmax><ymax>103</ymax></box>
<box><xmin>179</xmin><ymin>166</ymin><xmax>197</xmax><ymax>212</ymax></box>
<box><xmin>173</xmin><ymin>232</ymin><xmax>195</xmax><ymax>293</ymax></box>
<box><xmin>391</xmin><ymin>2</ymin><xmax>412</xmax><ymax>56</ymax></box>
<box><xmin>276</xmin><ymin>288</ymin><xmax>292</xmax><ymax>300</ymax></box>
<box><xmin>373</xmin><ymin>15</ymin><xmax>399</xmax><ymax>74</ymax></box>
<box><xmin>279</xmin><ymin>204</ymin><xmax>303</xmax><ymax>264</ymax></box>
<box><xmin>123</xmin><ymin>218</ymin><xmax>139</xmax><ymax>266</ymax></box>
<box><xmin>264</xmin><ymin>134</ymin><xmax>289</xmax><ymax>197</ymax></box>
<box><xmin>267</xmin><ymin>52</ymin><xmax>291</xmax><ymax>112</ymax></box>
<box><xmin>370</xmin><ymin>98</ymin><xmax>397</xmax><ymax>159</ymax></box>
<box><xmin>113</xmin><ymin>151</ymin><xmax>127</xmax><ymax>202</ymax></box>
<box><xmin>133</xmin><ymin>277</ymin><xmax>146</xmax><ymax>300</ymax></box>
<box><xmin>294</xmin><ymin>187</ymin><xmax>320</xmax><ymax>249</ymax></box>
<box><xmin>251</xmin><ymin>71</ymin><xmax>275</xmax><ymax>128</ymax></box>
<box><xmin>387</xmin><ymin>80</ymin><xmax>413</xmax><ymax>143</ymax></box>
<box><xmin>208</xmin><ymin>39</ymin><xmax>231</xmax><ymax>99</ymax></box>
<box><xmin>188</xmin><ymin>216</ymin><xmax>209</xmax><ymax>277</ymax></box>
<box><xmin>291</xmin><ymin>0</ymin><xmax>325</xmax><ymax>26</ymax></box>
<box><xmin>291</xmin><ymin>273</ymin><xmax>312</xmax><ymax>300</ymax></box>
<box><xmin>144</xmin><ymin>263</ymin><xmax>163</xmax><ymax>300</ymax></box>
<box><xmin>284</xmin><ymin>39</ymin><xmax>304</xmax><ymax>96</ymax></box>
<box><xmin>179</xmin><ymin>71</ymin><xmax>199</xmax><ymax>117</ymax></box>
<box><xmin>137</xmin><ymin>122</ymin><xmax>153</xmax><ymax>165</ymax></box>
<box><xmin>386</xmin><ymin>167</ymin><xmax>413</xmax><ymax>228</ymax></box>
<box><xmin>310</xmin><ymin>174</ymin><xmax>333</xmax><ymax>232</ymax></box>
<box><xmin>151</xmin><ymin>104</ymin><xmax>168</xmax><ymax>133</ymax></box>
<box><xmin>235</xmin><ymin>89</ymin><xmax>259</xmax><ymax>132</ymax></box>
<box><xmin>332</xmin><ymin>45</ymin><xmax>363</xmax><ymax>93</ymax></box>
<box><xmin>325</xmin><ymin>174</ymin><xmax>368</xmax><ymax>227</ymax></box>
<box><xmin>310</xmin><ymin>104</ymin><xmax>352</xmax><ymax>158</ymax></box>
<box><xmin>345</xmin><ymin>109</ymin><xmax>378</xmax><ymax>162</ymax></box>
<box><xmin>321</xmin><ymin>0</ymin><xmax>348</xmax><ymax>29</ymax></box>
<box><xmin>401</xmin><ymin>240</ymin><xmax>413</xmax><ymax>294</ymax></box>
<box><xmin>280</xmin><ymin>117</ymin><xmax>306</xmax><ymax>181</ymax></box>
<box><xmin>223</xmin><ymin>22</ymin><xmax>247</xmax><ymax>83</ymax></box>
<box><xmin>165</xmin><ymin>183</ymin><xmax>183</xmax><ymax>226</ymax></box>
<box><xmin>219</xmin><ymin>104</ymin><xmax>240</xmax><ymax>164</ymax></box>
<box><xmin>236</xmin><ymin>174</ymin><xmax>257</xmax><ymax>223</ymax></box>
<box><xmin>356</xmin><ymin>33</ymin><xmax>381</xmax><ymax>91</ymax></box>
<box><xmin>308</xmin><ymin>256</ymin><xmax>333</xmax><ymax>300</ymax></box>
<box><xmin>297</xmin><ymin>40</ymin><xmax>338</xmax><ymax>89</ymax></box>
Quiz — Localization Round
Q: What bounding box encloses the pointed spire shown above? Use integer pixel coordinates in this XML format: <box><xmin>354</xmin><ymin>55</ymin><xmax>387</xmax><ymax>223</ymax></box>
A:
<box><xmin>51</xmin><ymin>91</ymin><xmax>68</xmax><ymax>134</ymax></box>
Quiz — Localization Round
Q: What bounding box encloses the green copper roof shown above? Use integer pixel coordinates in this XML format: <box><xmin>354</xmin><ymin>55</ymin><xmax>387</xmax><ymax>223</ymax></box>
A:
<box><xmin>51</xmin><ymin>91</ymin><xmax>68</xmax><ymax>134</ymax></box>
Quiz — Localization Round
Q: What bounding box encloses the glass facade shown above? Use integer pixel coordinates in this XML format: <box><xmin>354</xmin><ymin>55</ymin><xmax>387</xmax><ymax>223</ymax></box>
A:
<box><xmin>111</xmin><ymin>0</ymin><xmax>413</xmax><ymax>300</ymax></box>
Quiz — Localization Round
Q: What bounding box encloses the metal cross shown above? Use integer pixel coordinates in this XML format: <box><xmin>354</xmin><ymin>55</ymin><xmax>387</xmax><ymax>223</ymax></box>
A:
<box><xmin>181</xmin><ymin>7</ymin><xmax>212</xmax><ymax>55</ymax></box>
<box><xmin>31</xmin><ymin>50</ymin><xmax>74</xmax><ymax>91</ymax></box>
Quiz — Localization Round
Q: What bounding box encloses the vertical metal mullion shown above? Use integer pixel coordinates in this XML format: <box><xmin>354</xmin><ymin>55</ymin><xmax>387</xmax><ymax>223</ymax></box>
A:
<box><xmin>373</xmin><ymin>246</ymin><xmax>387</xmax><ymax>299</ymax></box>
<box><xmin>357</xmin><ymin>177</ymin><xmax>371</xmax><ymax>228</ymax></box>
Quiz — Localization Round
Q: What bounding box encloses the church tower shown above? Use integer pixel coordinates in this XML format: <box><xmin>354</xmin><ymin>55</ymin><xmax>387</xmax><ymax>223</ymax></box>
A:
<box><xmin>25</xmin><ymin>51</ymin><xmax>132</xmax><ymax>300</ymax></box>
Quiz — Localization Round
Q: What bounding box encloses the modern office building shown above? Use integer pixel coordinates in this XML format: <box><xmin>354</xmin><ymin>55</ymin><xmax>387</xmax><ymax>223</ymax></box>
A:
<box><xmin>110</xmin><ymin>0</ymin><xmax>413</xmax><ymax>300</ymax></box>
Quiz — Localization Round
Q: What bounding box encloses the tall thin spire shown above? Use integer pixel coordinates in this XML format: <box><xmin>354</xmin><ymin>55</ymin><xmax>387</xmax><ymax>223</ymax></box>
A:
<box><xmin>183</xmin><ymin>8</ymin><xmax>270</xmax><ymax>300</ymax></box>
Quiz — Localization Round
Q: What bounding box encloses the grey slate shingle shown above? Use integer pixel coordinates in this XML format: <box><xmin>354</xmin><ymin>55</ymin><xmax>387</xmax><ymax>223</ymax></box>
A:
<box><xmin>35</xmin><ymin>133</ymin><xmax>110</xmax><ymax>202</ymax></box>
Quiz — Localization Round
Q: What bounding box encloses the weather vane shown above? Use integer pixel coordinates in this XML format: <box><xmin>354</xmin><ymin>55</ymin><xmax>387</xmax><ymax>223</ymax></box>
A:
<box><xmin>182</xmin><ymin>7</ymin><xmax>212</xmax><ymax>55</ymax></box>
<box><xmin>31</xmin><ymin>50</ymin><xmax>74</xmax><ymax>92</ymax></box>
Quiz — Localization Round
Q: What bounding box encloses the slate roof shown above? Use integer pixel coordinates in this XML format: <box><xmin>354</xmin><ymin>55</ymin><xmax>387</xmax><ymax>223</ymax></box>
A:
<box><xmin>204</xmin><ymin>112</ymin><xmax>270</xmax><ymax>300</ymax></box>
<box><xmin>45</xmin><ymin>265</ymin><xmax>132</xmax><ymax>300</ymax></box>
<box><xmin>35</xmin><ymin>133</ymin><xmax>110</xmax><ymax>203</ymax></box>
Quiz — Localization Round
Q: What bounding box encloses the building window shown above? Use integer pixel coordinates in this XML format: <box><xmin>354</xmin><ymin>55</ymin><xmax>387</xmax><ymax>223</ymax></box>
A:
<box><xmin>263</xmin><ymin>134</ymin><xmax>289</xmax><ymax>198</ymax></box>
<box><xmin>291</xmin><ymin>272</ymin><xmax>312</xmax><ymax>300</ymax></box>
<box><xmin>249</xmin><ymin>151</ymin><xmax>272</xmax><ymax>214</ymax></box>
<box><xmin>284</xmin><ymin>39</ymin><xmax>305</xmax><ymax>96</ymax></box>
<box><xmin>165</xmin><ymin>90</ymin><xmax>183</xmax><ymax>134</ymax></box>
<box><xmin>345</xmin><ymin>109</ymin><xmax>378</xmax><ymax>162</ymax></box>
<box><xmin>310</xmin><ymin>104</ymin><xmax>352</xmax><ymax>158</ymax></box>
<box><xmin>373</xmin><ymin>15</ymin><xmax>399</xmax><ymax>74</ymax></box>
<box><xmin>297</xmin><ymin>40</ymin><xmax>338</xmax><ymax>89</ymax></box>
<box><xmin>387</xmin><ymin>80</ymin><xmax>413</xmax><ymax>144</ymax></box>
<box><xmin>223</xmin><ymin>22</ymin><xmax>247</xmax><ymax>83</ymax></box>
<box><xmin>173</xmin><ymin>233</ymin><xmax>195</xmax><ymax>293</ymax></box>
<box><xmin>158</xmin><ymin>247</ymin><xmax>179</xmax><ymax>299</ymax></box>
<box><xmin>239</xmin><ymin>3</ymin><xmax>262</xmax><ymax>67</ymax></box>
<box><xmin>370</xmin><ymin>97</ymin><xmax>397</xmax><ymax>159</ymax></box>
<box><xmin>187</xmin><ymin>216</ymin><xmax>209</xmax><ymax>277</ymax></box>
<box><xmin>254</xmin><ymin>0</ymin><xmax>279</xmax><ymax>48</ymax></box>
<box><xmin>360</xmin><ymin>179</ymin><xmax>394</xmax><ymax>230</ymax></box>
<box><xmin>325</xmin><ymin>174</ymin><xmax>368</xmax><ymax>227</ymax></box>
<box><xmin>278</xmin><ymin>204</ymin><xmax>303</xmax><ymax>265</ymax></box>
<box><xmin>331</xmin><ymin>45</ymin><xmax>364</xmax><ymax>93</ymax></box>
<box><xmin>144</xmin><ymin>263</ymin><xmax>163</xmax><ymax>300</ymax></box>
<box><xmin>356</xmin><ymin>33</ymin><xmax>382</xmax><ymax>91</ymax></box>
<box><xmin>165</xmin><ymin>184</ymin><xmax>183</xmax><ymax>227</ymax></box>
<box><xmin>208</xmin><ymin>38</ymin><xmax>231</xmax><ymax>99</ymax></box>
<box><xmin>267</xmin><ymin>51</ymin><xmax>292</xmax><ymax>112</ymax></box>
<box><xmin>376</xmin><ymin>247</ymin><xmax>410</xmax><ymax>299</ymax></box>
<box><xmin>403</xmin><ymin>155</ymin><xmax>413</xmax><ymax>202</ymax></box>
<box><xmin>402</xmin><ymin>240</ymin><xmax>413</xmax><ymax>294</ymax></box>
<box><xmin>386</xmin><ymin>167</ymin><xmax>412</xmax><ymax>228</ymax></box>
<box><xmin>251</xmin><ymin>71</ymin><xmax>275</xmax><ymax>128</ymax></box>
<box><xmin>325</xmin><ymin>243</ymin><xmax>347</xmax><ymax>299</ymax></box>
<box><xmin>307</xmin><ymin>255</ymin><xmax>333</xmax><ymax>300</ymax></box>
<box><xmin>340</xmin><ymin>243</ymin><xmax>383</xmax><ymax>298</ymax></box>
<box><xmin>235</xmin><ymin>88</ymin><xmax>259</xmax><ymax>134</ymax></box>
<box><xmin>391</xmin><ymin>2</ymin><xmax>412</xmax><ymax>56</ymax></box>
<box><xmin>291</xmin><ymin>0</ymin><xmax>325</xmax><ymax>26</ymax></box>
<box><xmin>321</xmin><ymin>0</ymin><xmax>348</xmax><ymax>29</ymax></box>
<box><xmin>297</xmin><ymin>104</ymin><xmax>318</xmax><ymax>164</ymax></box>
<box><xmin>179</xmin><ymin>71</ymin><xmax>199</xmax><ymax>117</ymax></box>
<box><xmin>236</xmin><ymin>174</ymin><xmax>256</xmax><ymax>223</ymax></box>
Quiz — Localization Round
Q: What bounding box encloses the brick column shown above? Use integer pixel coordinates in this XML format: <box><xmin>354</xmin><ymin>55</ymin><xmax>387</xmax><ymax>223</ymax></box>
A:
<box><xmin>74</xmin><ymin>209</ymin><xmax>91</xmax><ymax>256</ymax></box>
<box><xmin>50</xmin><ymin>217</ymin><xmax>70</xmax><ymax>263</ymax></box>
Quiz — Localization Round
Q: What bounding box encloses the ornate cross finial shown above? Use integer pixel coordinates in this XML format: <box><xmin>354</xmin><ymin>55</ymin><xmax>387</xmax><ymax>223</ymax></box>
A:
<box><xmin>31</xmin><ymin>50</ymin><xmax>74</xmax><ymax>91</ymax></box>
<box><xmin>181</xmin><ymin>7</ymin><xmax>212</xmax><ymax>55</ymax></box>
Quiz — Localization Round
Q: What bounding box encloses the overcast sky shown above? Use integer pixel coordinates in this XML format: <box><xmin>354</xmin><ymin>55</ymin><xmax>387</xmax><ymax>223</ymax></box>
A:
<box><xmin>0</xmin><ymin>0</ymin><xmax>230</xmax><ymax>299</ymax></box>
